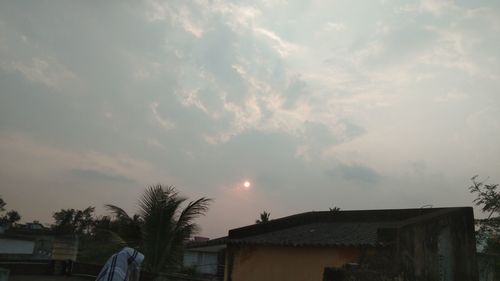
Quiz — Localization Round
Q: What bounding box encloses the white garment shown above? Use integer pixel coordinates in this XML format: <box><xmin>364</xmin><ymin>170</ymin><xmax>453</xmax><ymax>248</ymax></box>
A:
<box><xmin>95</xmin><ymin>247</ymin><xmax>145</xmax><ymax>281</ymax></box>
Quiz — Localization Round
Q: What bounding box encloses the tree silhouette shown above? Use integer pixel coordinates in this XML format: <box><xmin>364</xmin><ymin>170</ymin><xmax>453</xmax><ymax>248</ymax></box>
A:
<box><xmin>329</xmin><ymin>206</ymin><xmax>341</xmax><ymax>212</ymax></box>
<box><xmin>0</xmin><ymin>196</ymin><xmax>21</xmax><ymax>227</ymax></box>
<box><xmin>106</xmin><ymin>185</ymin><xmax>211</xmax><ymax>273</ymax></box>
<box><xmin>256</xmin><ymin>211</ymin><xmax>270</xmax><ymax>224</ymax></box>
<box><xmin>469</xmin><ymin>175</ymin><xmax>500</xmax><ymax>249</ymax></box>
<box><xmin>52</xmin><ymin>207</ymin><xmax>95</xmax><ymax>234</ymax></box>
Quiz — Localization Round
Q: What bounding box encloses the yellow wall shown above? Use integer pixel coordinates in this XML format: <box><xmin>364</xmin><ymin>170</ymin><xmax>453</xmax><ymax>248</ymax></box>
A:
<box><xmin>225</xmin><ymin>245</ymin><xmax>366</xmax><ymax>281</ymax></box>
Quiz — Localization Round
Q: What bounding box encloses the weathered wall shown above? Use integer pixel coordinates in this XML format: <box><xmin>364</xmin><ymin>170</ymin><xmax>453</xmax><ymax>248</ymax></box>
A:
<box><xmin>398</xmin><ymin>208</ymin><xmax>478</xmax><ymax>281</ymax></box>
<box><xmin>477</xmin><ymin>254</ymin><xmax>496</xmax><ymax>281</ymax></box>
<box><xmin>52</xmin><ymin>236</ymin><xmax>78</xmax><ymax>261</ymax></box>
<box><xmin>225</xmin><ymin>245</ymin><xmax>369</xmax><ymax>281</ymax></box>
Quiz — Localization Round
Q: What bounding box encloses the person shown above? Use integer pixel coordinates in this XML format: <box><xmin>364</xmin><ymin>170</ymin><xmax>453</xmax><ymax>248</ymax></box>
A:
<box><xmin>95</xmin><ymin>247</ymin><xmax>144</xmax><ymax>281</ymax></box>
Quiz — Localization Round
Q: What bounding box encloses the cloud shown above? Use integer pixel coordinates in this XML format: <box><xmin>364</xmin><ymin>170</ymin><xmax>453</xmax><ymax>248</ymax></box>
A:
<box><xmin>254</xmin><ymin>27</ymin><xmax>299</xmax><ymax>57</ymax></box>
<box><xmin>150</xmin><ymin>102</ymin><xmax>176</xmax><ymax>130</ymax></box>
<box><xmin>433</xmin><ymin>90</ymin><xmax>468</xmax><ymax>103</ymax></box>
<box><xmin>326</xmin><ymin>163</ymin><xmax>381</xmax><ymax>184</ymax></box>
<box><xmin>324</xmin><ymin>22</ymin><xmax>346</xmax><ymax>32</ymax></box>
<box><xmin>146</xmin><ymin>1</ymin><xmax>204</xmax><ymax>37</ymax></box>
<box><xmin>1</xmin><ymin>0</ymin><xmax>499</xmax><ymax>237</ymax></box>
<box><xmin>399</xmin><ymin>0</ymin><xmax>456</xmax><ymax>16</ymax></box>
<box><xmin>5</xmin><ymin>57</ymin><xmax>77</xmax><ymax>90</ymax></box>
<box><xmin>0</xmin><ymin>133</ymin><xmax>161</xmax><ymax>183</ymax></box>
<box><xmin>69</xmin><ymin>168</ymin><xmax>135</xmax><ymax>184</ymax></box>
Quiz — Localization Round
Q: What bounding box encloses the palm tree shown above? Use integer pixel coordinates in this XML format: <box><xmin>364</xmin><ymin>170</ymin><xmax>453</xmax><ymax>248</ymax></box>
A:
<box><xmin>255</xmin><ymin>211</ymin><xmax>270</xmax><ymax>224</ymax></box>
<box><xmin>105</xmin><ymin>185</ymin><xmax>211</xmax><ymax>273</ymax></box>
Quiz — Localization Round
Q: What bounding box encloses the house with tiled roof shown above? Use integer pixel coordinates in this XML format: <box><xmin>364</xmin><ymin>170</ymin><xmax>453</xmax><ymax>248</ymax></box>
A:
<box><xmin>188</xmin><ymin>207</ymin><xmax>478</xmax><ymax>281</ymax></box>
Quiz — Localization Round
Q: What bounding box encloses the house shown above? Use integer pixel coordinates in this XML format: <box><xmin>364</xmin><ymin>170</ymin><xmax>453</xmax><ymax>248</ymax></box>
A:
<box><xmin>191</xmin><ymin>207</ymin><xmax>478</xmax><ymax>281</ymax></box>
<box><xmin>0</xmin><ymin>222</ymin><xmax>78</xmax><ymax>261</ymax></box>
<box><xmin>183</xmin><ymin>237</ymin><xmax>227</xmax><ymax>278</ymax></box>
<box><xmin>0</xmin><ymin>234</ymin><xmax>36</xmax><ymax>257</ymax></box>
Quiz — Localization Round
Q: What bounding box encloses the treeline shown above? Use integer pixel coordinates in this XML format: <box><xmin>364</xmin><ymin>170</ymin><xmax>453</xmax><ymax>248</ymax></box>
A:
<box><xmin>51</xmin><ymin>205</ymin><xmax>139</xmax><ymax>264</ymax></box>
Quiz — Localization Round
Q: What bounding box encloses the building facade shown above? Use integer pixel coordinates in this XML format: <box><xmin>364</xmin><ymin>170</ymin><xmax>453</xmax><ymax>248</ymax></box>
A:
<box><xmin>220</xmin><ymin>207</ymin><xmax>478</xmax><ymax>281</ymax></box>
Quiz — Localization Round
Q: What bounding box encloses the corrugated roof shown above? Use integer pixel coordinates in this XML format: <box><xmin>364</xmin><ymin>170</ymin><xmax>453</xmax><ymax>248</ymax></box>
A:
<box><xmin>229</xmin><ymin>222</ymin><xmax>394</xmax><ymax>247</ymax></box>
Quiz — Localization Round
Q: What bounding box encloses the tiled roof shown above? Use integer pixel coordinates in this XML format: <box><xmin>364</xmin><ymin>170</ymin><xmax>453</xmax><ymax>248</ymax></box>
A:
<box><xmin>229</xmin><ymin>222</ymin><xmax>394</xmax><ymax>247</ymax></box>
<box><xmin>186</xmin><ymin>236</ymin><xmax>228</xmax><ymax>249</ymax></box>
<box><xmin>187</xmin><ymin>207</ymin><xmax>472</xmax><ymax>249</ymax></box>
<box><xmin>226</xmin><ymin>207</ymin><xmax>473</xmax><ymax>248</ymax></box>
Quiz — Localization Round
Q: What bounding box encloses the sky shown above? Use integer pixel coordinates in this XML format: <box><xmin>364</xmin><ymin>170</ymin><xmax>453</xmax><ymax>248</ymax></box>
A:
<box><xmin>0</xmin><ymin>0</ymin><xmax>499</xmax><ymax>238</ymax></box>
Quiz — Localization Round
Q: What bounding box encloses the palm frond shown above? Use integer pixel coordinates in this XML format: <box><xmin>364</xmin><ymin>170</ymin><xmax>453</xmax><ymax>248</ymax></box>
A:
<box><xmin>105</xmin><ymin>204</ymin><xmax>132</xmax><ymax>221</ymax></box>
<box><xmin>103</xmin><ymin>184</ymin><xmax>211</xmax><ymax>273</ymax></box>
<box><xmin>176</xmin><ymin>197</ymin><xmax>212</xmax><ymax>230</ymax></box>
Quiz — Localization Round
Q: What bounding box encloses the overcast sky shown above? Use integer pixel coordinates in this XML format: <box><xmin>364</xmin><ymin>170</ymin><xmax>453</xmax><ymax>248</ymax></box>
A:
<box><xmin>1</xmin><ymin>0</ymin><xmax>499</xmax><ymax>238</ymax></box>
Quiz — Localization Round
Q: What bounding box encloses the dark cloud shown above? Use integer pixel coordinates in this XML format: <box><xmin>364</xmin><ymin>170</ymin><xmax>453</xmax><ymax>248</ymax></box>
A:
<box><xmin>326</xmin><ymin>163</ymin><xmax>381</xmax><ymax>184</ymax></box>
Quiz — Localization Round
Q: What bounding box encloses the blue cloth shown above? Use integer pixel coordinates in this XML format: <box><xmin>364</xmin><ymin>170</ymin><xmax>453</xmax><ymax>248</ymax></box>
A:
<box><xmin>96</xmin><ymin>247</ymin><xmax>144</xmax><ymax>281</ymax></box>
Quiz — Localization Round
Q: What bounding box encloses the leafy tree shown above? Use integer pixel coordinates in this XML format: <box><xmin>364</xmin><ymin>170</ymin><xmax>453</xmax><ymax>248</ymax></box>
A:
<box><xmin>0</xmin><ymin>196</ymin><xmax>21</xmax><ymax>226</ymax></box>
<box><xmin>469</xmin><ymin>175</ymin><xmax>500</xmax><ymax>251</ymax></box>
<box><xmin>102</xmin><ymin>206</ymin><xmax>142</xmax><ymax>248</ymax></box>
<box><xmin>52</xmin><ymin>206</ymin><xmax>95</xmax><ymax>234</ymax></box>
<box><xmin>256</xmin><ymin>211</ymin><xmax>270</xmax><ymax>224</ymax></box>
<box><xmin>4</xmin><ymin>210</ymin><xmax>21</xmax><ymax>224</ymax></box>
<box><xmin>0</xmin><ymin>197</ymin><xmax>5</xmax><ymax>212</ymax></box>
<box><xmin>77</xmin><ymin>215</ymin><xmax>123</xmax><ymax>264</ymax></box>
<box><xmin>106</xmin><ymin>185</ymin><xmax>211</xmax><ymax>273</ymax></box>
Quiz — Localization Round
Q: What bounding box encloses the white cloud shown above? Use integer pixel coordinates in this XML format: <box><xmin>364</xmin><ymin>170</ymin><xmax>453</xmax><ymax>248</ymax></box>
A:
<box><xmin>419</xmin><ymin>0</ymin><xmax>456</xmax><ymax>16</ymax></box>
<box><xmin>210</xmin><ymin>2</ymin><xmax>261</xmax><ymax>30</ymax></box>
<box><xmin>399</xmin><ymin>0</ymin><xmax>456</xmax><ymax>16</ymax></box>
<box><xmin>146</xmin><ymin>1</ymin><xmax>204</xmax><ymax>37</ymax></box>
<box><xmin>145</xmin><ymin>137</ymin><xmax>166</xmax><ymax>151</ymax></box>
<box><xmin>5</xmin><ymin>57</ymin><xmax>77</xmax><ymax>90</ymax></box>
<box><xmin>324</xmin><ymin>22</ymin><xmax>346</xmax><ymax>32</ymax></box>
<box><xmin>150</xmin><ymin>102</ymin><xmax>176</xmax><ymax>130</ymax></box>
<box><xmin>418</xmin><ymin>26</ymin><xmax>498</xmax><ymax>79</ymax></box>
<box><xmin>254</xmin><ymin>27</ymin><xmax>299</xmax><ymax>57</ymax></box>
<box><xmin>177</xmin><ymin>88</ymin><xmax>222</xmax><ymax>119</ymax></box>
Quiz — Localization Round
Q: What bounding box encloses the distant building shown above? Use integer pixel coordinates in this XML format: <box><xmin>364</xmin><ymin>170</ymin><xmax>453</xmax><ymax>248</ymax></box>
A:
<box><xmin>183</xmin><ymin>236</ymin><xmax>226</xmax><ymax>277</ymax></box>
<box><xmin>0</xmin><ymin>222</ymin><xmax>78</xmax><ymax>261</ymax></box>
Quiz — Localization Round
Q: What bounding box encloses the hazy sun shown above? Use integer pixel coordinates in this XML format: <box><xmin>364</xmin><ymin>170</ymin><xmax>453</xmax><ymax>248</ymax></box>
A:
<box><xmin>243</xmin><ymin>181</ymin><xmax>251</xmax><ymax>189</ymax></box>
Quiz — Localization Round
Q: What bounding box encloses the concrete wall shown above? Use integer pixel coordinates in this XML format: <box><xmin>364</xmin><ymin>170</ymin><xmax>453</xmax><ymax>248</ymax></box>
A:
<box><xmin>225</xmin><ymin>245</ymin><xmax>367</xmax><ymax>281</ymax></box>
<box><xmin>397</xmin><ymin>208</ymin><xmax>478</xmax><ymax>281</ymax></box>
<box><xmin>477</xmin><ymin>254</ymin><xmax>496</xmax><ymax>281</ymax></box>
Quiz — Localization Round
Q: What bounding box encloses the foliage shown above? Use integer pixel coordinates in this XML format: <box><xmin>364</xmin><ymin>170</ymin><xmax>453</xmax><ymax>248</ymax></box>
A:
<box><xmin>329</xmin><ymin>206</ymin><xmax>341</xmax><ymax>212</ymax></box>
<box><xmin>106</xmin><ymin>184</ymin><xmax>212</xmax><ymax>273</ymax></box>
<box><xmin>0</xmin><ymin>196</ymin><xmax>21</xmax><ymax>226</ymax></box>
<box><xmin>103</xmin><ymin>205</ymin><xmax>142</xmax><ymax>248</ymax></box>
<box><xmin>52</xmin><ymin>206</ymin><xmax>95</xmax><ymax>234</ymax></box>
<box><xmin>4</xmin><ymin>210</ymin><xmax>21</xmax><ymax>224</ymax></box>
<box><xmin>0</xmin><ymin>197</ymin><xmax>5</xmax><ymax>212</ymax></box>
<box><xmin>469</xmin><ymin>175</ymin><xmax>500</xmax><ymax>250</ymax></box>
<box><xmin>77</xmin><ymin>219</ymin><xmax>123</xmax><ymax>264</ymax></box>
<box><xmin>256</xmin><ymin>211</ymin><xmax>270</xmax><ymax>224</ymax></box>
